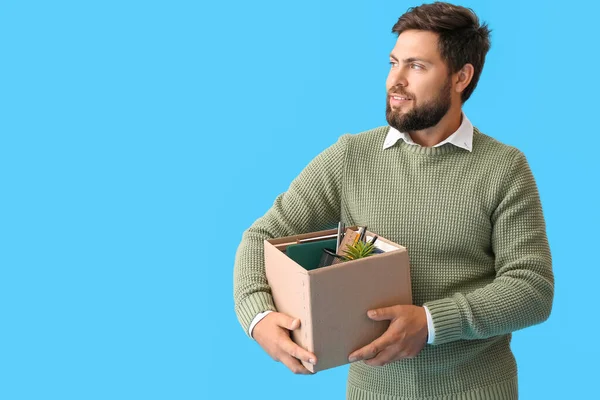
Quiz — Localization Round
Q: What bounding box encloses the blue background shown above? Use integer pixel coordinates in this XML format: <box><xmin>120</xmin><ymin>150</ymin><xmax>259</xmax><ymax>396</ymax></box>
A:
<box><xmin>1</xmin><ymin>0</ymin><xmax>597</xmax><ymax>398</ymax></box>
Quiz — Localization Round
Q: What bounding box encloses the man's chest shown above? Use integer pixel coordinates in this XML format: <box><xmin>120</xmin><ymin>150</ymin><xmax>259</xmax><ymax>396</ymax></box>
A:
<box><xmin>342</xmin><ymin>161</ymin><xmax>496</xmax><ymax>257</ymax></box>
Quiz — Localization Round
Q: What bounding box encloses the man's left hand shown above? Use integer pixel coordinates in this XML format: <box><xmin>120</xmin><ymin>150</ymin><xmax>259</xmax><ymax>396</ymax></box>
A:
<box><xmin>348</xmin><ymin>305</ymin><xmax>428</xmax><ymax>366</ymax></box>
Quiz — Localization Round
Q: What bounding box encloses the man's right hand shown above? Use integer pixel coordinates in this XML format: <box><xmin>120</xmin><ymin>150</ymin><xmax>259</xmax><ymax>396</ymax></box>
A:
<box><xmin>252</xmin><ymin>311</ymin><xmax>317</xmax><ymax>375</ymax></box>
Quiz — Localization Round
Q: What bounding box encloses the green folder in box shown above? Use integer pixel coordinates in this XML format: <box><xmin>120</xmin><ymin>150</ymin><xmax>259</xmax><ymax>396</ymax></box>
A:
<box><xmin>285</xmin><ymin>239</ymin><xmax>338</xmax><ymax>271</ymax></box>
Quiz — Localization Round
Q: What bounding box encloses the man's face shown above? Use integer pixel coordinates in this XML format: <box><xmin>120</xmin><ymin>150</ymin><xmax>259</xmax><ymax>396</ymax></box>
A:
<box><xmin>386</xmin><ymin>30</ymin><xmax>454</xmax><ymax>132</ymax></box>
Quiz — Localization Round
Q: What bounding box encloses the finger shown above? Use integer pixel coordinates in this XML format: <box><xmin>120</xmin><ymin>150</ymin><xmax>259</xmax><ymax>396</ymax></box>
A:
<box><xmin>364</xmin><ymin>346</ymin><xmax>401</xmax><ymax>367</ymax></box>
<box><xmin>279</xmin><ymin>353</ymin><xmax>314</xmax><ymax>375</ymax></box>
<box><xmin>349</xmin><ymin>332</ymin><xmax>395</xmax><ymax>362</ymax></box>
<box><xmin>275</xmin><ymin>313</ymin><xmax>301</xmax><ymax>331</ymax></box>
<box><xmin>367</xmin><ymin>305</ymin><xmax>399</xmax><ymax>321</ymax></box>
<box><xmin>280</xmin><ymin>335</ymin><xmax>317</xmax><ymax>366</ymax></box>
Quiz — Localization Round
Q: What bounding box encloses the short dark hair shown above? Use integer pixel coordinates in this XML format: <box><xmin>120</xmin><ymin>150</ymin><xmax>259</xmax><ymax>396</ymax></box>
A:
<box><xmin>392</xmin><ymin>2</ymin><xmax>491</xmax><ymax>103</ymax></box>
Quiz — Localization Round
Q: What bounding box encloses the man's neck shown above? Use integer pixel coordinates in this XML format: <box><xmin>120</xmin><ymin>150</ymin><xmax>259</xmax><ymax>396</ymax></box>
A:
<box><xmin>407</xmin><ymin>106</ymin><xmax>463</xmax><ymax>148</ymax></box>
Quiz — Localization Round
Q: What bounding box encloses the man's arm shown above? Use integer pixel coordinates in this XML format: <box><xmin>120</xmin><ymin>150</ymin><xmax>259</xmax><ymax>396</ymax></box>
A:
<box><xmin>348</xmin><ymin>149</ymin><xmax>553</xmax><ymax>366</ymax></box>
<box><xmin>424</xmin><ymin>150</ymin><xmax>554</xmax><ymax>345</ymax></box>
<box><xmin>233</xmin><ymin>134</ymin><xmax>350</xmax><ymax>335</ymax></box>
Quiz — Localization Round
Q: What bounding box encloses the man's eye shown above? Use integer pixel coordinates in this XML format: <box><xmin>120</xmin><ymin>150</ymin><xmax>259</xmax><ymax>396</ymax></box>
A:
<box><xmin>411</xmin><ymin>64</ymin><xmax>423</xmax><ymax>70</ymax></box>
<box><xmin>389</xmin><ymin>61</ymin><xmax>398</xmax><ymax>68</ymax></box>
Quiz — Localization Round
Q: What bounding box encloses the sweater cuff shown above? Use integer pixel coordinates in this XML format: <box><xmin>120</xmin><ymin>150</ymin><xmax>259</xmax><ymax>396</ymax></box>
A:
<box><xmin>423</xmin><ymin>298</ymin><xmax>462</xmax><ymax>345</ymax></box>
<box><xmin>235</xmin><ymin>291</ymin><xmax>277</xmax><ymax>337</ymax></box>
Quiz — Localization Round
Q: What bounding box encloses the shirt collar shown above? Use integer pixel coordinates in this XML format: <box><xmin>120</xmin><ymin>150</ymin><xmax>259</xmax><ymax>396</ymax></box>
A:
<box><xmin>383</xmin><ymin>113</ymin><xmax>473</xmax><ymax>152</ymax></box>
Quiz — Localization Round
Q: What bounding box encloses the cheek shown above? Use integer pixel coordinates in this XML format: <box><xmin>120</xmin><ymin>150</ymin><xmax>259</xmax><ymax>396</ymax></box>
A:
<box><xmin>417</xmin><ymin>75</ymin><xmax>446</xmax><ymax>97</ymax></box>
<box><xmin>409</xmin><ymin>82</ymin><xmax>435</xmax><ymax>102</ymax></box>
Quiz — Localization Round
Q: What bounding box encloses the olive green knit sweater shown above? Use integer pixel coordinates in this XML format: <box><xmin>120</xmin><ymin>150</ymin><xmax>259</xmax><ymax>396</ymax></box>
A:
<box><xmin>233</xmin><ymin>126</ymin><xmax>554</xmax><ymax>400</ymax></box>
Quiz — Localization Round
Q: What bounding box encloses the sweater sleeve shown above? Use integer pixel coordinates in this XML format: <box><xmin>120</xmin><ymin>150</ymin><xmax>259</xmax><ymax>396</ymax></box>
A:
<box><xmin>424</xmin><ymin>150</ymin><xmax>554</xmax><ymax>345</ymax></box>
<box><xmin>233</xmin><ymin>134</ymin><xmax>350</xmax><ymax>337</ymax></box>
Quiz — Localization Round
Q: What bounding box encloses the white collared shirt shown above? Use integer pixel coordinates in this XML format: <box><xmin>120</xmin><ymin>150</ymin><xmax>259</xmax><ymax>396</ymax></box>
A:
<box><xmin>383</xmin><ymin>112</ymin><xmax>473</xmax><ymax>152</ymax></box>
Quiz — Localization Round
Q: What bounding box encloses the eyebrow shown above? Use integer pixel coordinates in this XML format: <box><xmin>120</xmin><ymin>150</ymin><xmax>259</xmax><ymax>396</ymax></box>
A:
<box><xmin>389</xmin><ymin>54</ymin><xmax>433</xmax><ymax>66</ymax></box>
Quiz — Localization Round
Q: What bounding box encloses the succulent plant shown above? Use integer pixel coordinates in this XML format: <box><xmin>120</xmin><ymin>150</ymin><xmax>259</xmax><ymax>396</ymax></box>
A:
<box><xmin>341</xmin><ymin>240</ymin><xmax>375</xmax><ymax>261</ymax></box>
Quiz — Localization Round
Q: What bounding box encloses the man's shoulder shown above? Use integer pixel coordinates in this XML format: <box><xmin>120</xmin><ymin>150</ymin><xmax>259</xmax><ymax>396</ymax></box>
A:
<box><xmin>473</xmin><ymin>126</ymin><xmax>522</xmax><ymax>161</ymax></box>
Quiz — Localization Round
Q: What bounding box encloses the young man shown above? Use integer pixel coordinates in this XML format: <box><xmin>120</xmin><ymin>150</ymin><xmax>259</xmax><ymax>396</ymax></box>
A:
<box><xmin>233</xmin><ymin>2</ymin><xmax>553</xmax><ymax>399</ymax></box>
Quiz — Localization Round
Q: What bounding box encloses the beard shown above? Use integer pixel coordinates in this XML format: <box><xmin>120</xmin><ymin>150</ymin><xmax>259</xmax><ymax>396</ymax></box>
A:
<box><xmin>386</xmin><ymin>77</ymin><xmax>452</xmax><ymax>133</ymax></box>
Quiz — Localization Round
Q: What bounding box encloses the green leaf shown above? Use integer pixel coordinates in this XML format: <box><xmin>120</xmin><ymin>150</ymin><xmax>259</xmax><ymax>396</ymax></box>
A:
<box><xmin>341</xmin><ymin>240</ymin><xmax>375</xmax><ymax>261</ymax></box>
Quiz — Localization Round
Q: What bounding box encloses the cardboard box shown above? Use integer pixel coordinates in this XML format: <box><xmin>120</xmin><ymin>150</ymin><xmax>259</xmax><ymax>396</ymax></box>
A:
<box><xmin>264</xmin><ymin>227</ymin><xmax>412</xmax><ymax>372</ymax></box>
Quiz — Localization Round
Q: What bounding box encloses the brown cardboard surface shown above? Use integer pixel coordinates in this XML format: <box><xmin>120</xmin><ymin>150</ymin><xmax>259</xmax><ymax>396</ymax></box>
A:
<box><xmin>264</xmin><ymin>227</ymin><xmax>412</xmax><ymax>373</ymax></box>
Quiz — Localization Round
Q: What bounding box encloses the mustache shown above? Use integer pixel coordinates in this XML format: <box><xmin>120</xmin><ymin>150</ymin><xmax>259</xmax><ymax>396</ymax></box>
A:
<box><xmin>388</xmin><ymin>88</ymin><xmax>414</xmax><ymax>98</ymax></box>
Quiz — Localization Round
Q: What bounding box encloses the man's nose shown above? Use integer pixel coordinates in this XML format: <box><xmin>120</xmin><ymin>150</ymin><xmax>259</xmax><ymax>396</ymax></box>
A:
<box><xmin>388</xmin><ymin>68</ymin><xmax>408</xmax><ymax>89</ymax></box>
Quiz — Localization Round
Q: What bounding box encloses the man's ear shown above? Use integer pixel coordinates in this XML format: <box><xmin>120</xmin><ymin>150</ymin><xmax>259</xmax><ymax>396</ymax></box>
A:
<box><xmin>454</xmin><ymin>63</ymin><xmax>475</xmax><ymax>95</ymax></box>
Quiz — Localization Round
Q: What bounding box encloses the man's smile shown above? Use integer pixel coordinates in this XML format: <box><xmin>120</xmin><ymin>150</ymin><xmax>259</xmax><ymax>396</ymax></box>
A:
<box><xmin>389</xmin><ymin>94</ymin><xmax>412</xmax><ymax>107</ymax></box>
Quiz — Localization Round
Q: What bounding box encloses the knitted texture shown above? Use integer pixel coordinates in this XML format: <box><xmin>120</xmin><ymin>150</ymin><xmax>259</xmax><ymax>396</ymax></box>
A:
<box><xmin>233</xmin><ymin>126</ymin><xmax>553</xmax><ymax>400</ymax></box>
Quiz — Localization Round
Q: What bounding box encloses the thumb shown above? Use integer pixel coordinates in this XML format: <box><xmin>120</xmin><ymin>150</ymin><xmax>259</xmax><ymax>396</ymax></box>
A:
<box><xmin>367</xmin><ymin>306</ymin><xmax>396</xmax><ymax>321</ymax></box>
<box><xmin>277</xmin><ymin>313</ymin><xmax>301</xmax><ymax>331</ymax></box>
